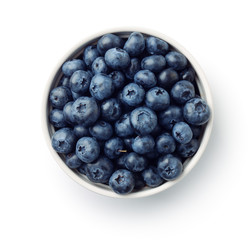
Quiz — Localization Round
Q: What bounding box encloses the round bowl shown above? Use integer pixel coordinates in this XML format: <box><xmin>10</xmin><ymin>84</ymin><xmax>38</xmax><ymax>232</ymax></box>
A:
<box><xmin>42</xmin><ymin>27</ymin><xmax>214</xmax><ymax>198</ymax></box>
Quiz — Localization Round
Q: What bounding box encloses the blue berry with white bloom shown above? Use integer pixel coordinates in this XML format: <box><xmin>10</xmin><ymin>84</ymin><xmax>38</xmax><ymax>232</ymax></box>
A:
<box><xmin>172</xmin><ymin>122</ymin><xmax>193</xmax><ymax>144</ymax></box>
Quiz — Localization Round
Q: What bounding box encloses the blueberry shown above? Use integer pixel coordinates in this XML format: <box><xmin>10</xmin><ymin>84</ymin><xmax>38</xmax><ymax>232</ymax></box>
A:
<box><xmin>156</xmin><ymin>133</ymin><xmax>176</xmax><ymax>154</ymax></box>
<box><xmin>132</xmin><ymin>135</ymin><xmax>155</xmax><ymax>154</ymax></box>
<box><xmin>165</xmin><ymin>51</ymin><xmax>187</xmax><ymax>71</ymax></box>
<box><xmin>77</xmin><ymin>163</ymin><xmax>87</xmax><ymax>175</ymax></box>
<box><xmin>51</xmin><ymin>128</ymin><xmax>76</xmax><ymax>154</ymax></box>
<box><xmin>73</xmin><ymin>124</ymin><xmax>89</xmax><ymax>138</ymax></box>
<box><xmin>70</xmin><ymin>70</ymin><xmax>91</xmax><ymax>94</ymax></box>
<box><xmin>145</xmin><ymin>150</ymin><xmax>160</xmax><ymax>161</ymax></box>
<box><xmin>63</xmin><ymin>101</ymin><xmax>76</xmax><ymax>125</ymax></box>
<box><xmin>141</xmin><ymin>166</ymin><xmax>163</xmax><ymax>187</ymax></box>
<box><xmin>71</xmin><ymin>97</ymin><xmax>100</xmax><ymax>126</ymax></box>
<box><xmin>146</xmin><ymin>36</ymin><xmax>169</xmax><ymax>55</ymax></box>
<box><xmin>89</xmin><ymin>74</ymin><xmax>114</xmax><ymax>101</ymax></box>
<box><xmin>190</xmin><ymin>125</ymin><xmax>202</xmax><ymax>138</ymax></box>
<box><xmin>133</xmin><ymin>173</ymin><xmax>145</xmax><ymax>190</ymax></box>
<box><xmin>145</xmin><ymin>87</ymin><xmax>170</xmax><ymax>111</ymax></box>
<box><xmin>172</xmin><ymin>122</ymin><xmax>193</xmax><ymax>144</ymax></box>
<box><xmin>141</xmin><ymin>55</ymin><xmax>166</xmax><ymax>73</ymax></box>
<box><xmin>65</xmin><ymin>153</ymin><xmax>82</xmax><ymax>169</ymax></box>
<box><xmin>97</xmin><ymin>34</ymin><xmax>124</xmax><ymax>55</ymax></box>
<box><xmin>124</xmin><ymin>58</ymin><xmax>141</xmax><ymax>80</ymax></box>
<box><xmin>158</xmin><ymin>68</ymin><xmax>179</xmax><ymax>89</ymax></box>
<box><xmin>130</xmin><ymin>107</ymin><xmax>157</xmax><ymax>135</ymax></box>
<box><xmin>159</xmin><ymin>105</ymin><xmax>183</xmax><ymax>130</ymax></box>
<box><xmin>115</xmin><ymin>113</ymin><xmax>134</xmax><ymax>137</ymax></box>
<box><xmin>101</xmin><ymin>98</ymin><xmax>122</xmax><ymax>121</ymax></box>
<box><xmin>71</xmin><ymin>90</ymin><xmax>82</xmax><ymax>100</ymax></box>
<box><xmin>123</xmin><ymin>32</ymin><xmax>145</xmax><ymax>57</ymax></box>
<box><xmin>116</xmin><ymin>154</ymin><xmax>127</xmax><ymax>169</ymax></box>
<box><xmin>75</xmin><ymin>137</ymin><xmax>100</xmax><ymax>163</ymax></box>
<box><xmin>49</xmin><ymin>109</ymin><xmax>68</xmax><ymax>128</ymax></box>
<box><xmin>104</xmin><ymin>137</ymin><xmax>124</xmax><ymax>160</ymax></box>
<box><xmin>183</xmin><ymin>98</ymin><xmax>211</xmax><ymax>125</ymax></box>
<box><xmin>83</xmin><ymin>45</ymin><xmax>100</xmax><ymax>67</ymax></box>
<box><xmin>109</xmin><ymin>71</ymin><xmax>125</xmax><ymax>89</ymax></box>
<box><xmin>62</xmin><ymin>59</ymin><xmax>85</xmax><ymax>77</ymax></box>
<box><xmin>89</xmin><ymin>121</ymin><xmax>113</xmax><ymax>140</ymax></box>
<box><xmin>177</xmin><ymin>138</ymin><xmax>199</xmax><ymax>158</ymax></box>
<box><xmin>49</xmin><ymin>86</ymin><xmax>72</xmax><ymax>109</ymax></box>
<box><xmin>85</xmin><ymin>156</ymin><xmax>114</xmax><ymax>183</ymax></box>
<box><xmin>60</xmin><ymin>76</ymin><xmax>70</xmax><ymax>88</ymax></box>
<box><xmin>157</xmin><ymin>154</ymin><xmax>183</xmax><ymax>180</ymax></box>
<box><xmin>134</xmin><ymin>70</ymin><xmax>157</xmax><ymax>89</ymax></box>
<box><xmin>123</xmin><ymin>137</ymin><xmax>134</xmax><ymax>150</ymax></box>
<box><xmin>150</xmin><ymin>124</ymin><xmax>162</xmax><ymax>137</ymax></box>
<box><xmin>171</xmin><ymin>80</ymin><xmax>195</xmax><ymax>104</ymax></box>
<box><xmin>122</xmin><ymin>83</ymin><xmax>145</xmax><ymax>107</ymax></box>
<box><xmin>180</xmin><ymin>67</ymin><xmax>196</xmax><ymax>82</ymax></box>
<box><xmin>109</xmin><ymin>169</ymin><xmax>135</xmax><ymax>194</ymax></box>
<box><xmin>124</xmin><ymin>152</ymin><xmax>148</xmax><ymax>172</ymax></box>
<box><xmin>91</xmin><ymin>57</ymin><xmax>108</xmax><ymax>74</ymax></box>
<box><xmin>105</xmin><ymin>48</ymin><xmax>130</xmax><ymax>70</ymax></box>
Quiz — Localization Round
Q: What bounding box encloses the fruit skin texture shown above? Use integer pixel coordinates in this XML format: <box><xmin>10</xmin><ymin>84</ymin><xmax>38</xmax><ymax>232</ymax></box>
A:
<box><xmin>177</xmin><ymin>138</ymin><xmax>199</xmax><ymax>158</ymax></box>
<box><xmin>157</xmin><ymin>154</ymin><xmax>183</xmax><ymax>180</ymax></box>
<box><xmin>141</xmin><ymin>55</ymin><xmax>166</xmax><ymax>73</ymax></box>
<box><xmin>171</xmin><ymin>80</ymin><xmax>195</xmax><ymax>104</ymax></box>
<box><xmin>132</xmin><ymin>135</ymin><xmax>155</xmax><ymax>155</ymax></box>
<box><xmin>73</xmin><ymin>124</ymin><xmax>89</xmax><ymax>138</ymax></box>
<box><xmin>89</xmin><ymin>74</ymin><xmax>114</xmax><ymax>101</ymax></box>
<box><xmin>130</xmin><ymin>107</ymin><xmax>157</xmax><ymax>135</ymax></box>
<box><xmin>141</xmin><ymin>166</ymin><xmax>163</xmax><ymax>187</ymax></box>
<box><xmin>49</xmin><ymin>86</ymin><xmax>72</xmax><ymax>109</ymax></box>
<box><xmin>180</xmin><ymin>67</ymin><xmax>195</xmax><ymax>82</ymax></box>
<box><xmin>51</xmin><ymin>128</ymin><xmax>76</xmax><ymax>154</ymax></box>
<box><xmin>97</xmin><ymin>34</ymin><xmax>124</xmax><ymax>55</ymax></box>
<box><xmin>49</xmin><ymin>109</ymin><xmax>67</xmax><ymax>128</ymax></box>
<box><xmin>85</xmin><ymin>156</ymin><xmax>114</xmax><ymax>183</ymax></box>
<box><xmin>124</xmin><ymin>58</ymin><xmax>141</xmax><ymax>80</ymax></box>
<box><xmin>104</xmin><ymin>137</ymin><xmax>124</xmax><ymax>160</ymax></box>
<box><xmin>83</xmin><ymin>45</ymin><xmax>100</xmax><ymax>67</ymax></box>
<box><xmin>156</xmin><ymin>133</ymin><xmax>176</xmax><ymax>154</ymax></box>
<box><xmin>70</xmin><ymin>70</ymin><xmax>91</xmax><ymax>94</ymax></box>
<box><xmin>71</xmin><ymin>97</ymin><xmax>100</xmax><ymax>126</ymax></box>
<box><xmin>100</xmin><ymin>98</ymin><xmax>122</xmax><ymax>122</ymax></box>
<box><xmin>91</xmin><ymin>57</ymin><xmax>108</xmax><ymax>75</ymax></box>
<box><xmin>146</xmin><ymin>36</ymin><xmax>169</xmax><ymax>55</ymax></box>
<box><xmin>62</xmin><ymin>59</ymin><xmax>86</xmax><ymax>77</ymax></box>
<box><xmin>105</xmin><ymin>48</ymin><xmax>130</xmax><ymax>70</ymax></box>
<box><xmin>172</xmin><ymin>122</ymin><xmax>193</xmax><ymax>144</ymax></box>
<box><xmin>115</xmin><ymin>113</ymin><xmax>134</xmax><ymax>137</ymax></box>
<box><xmin>63</xmin><ymin>101</ymin><xmax>76</xmax><ymax>125</ymax></box>
<box><xmin>89</xmin><ymin>121</ymin><xmax>113</xmax><ymax>140</ymax></box>
<box><xmin>109</xmin><ymin>169</ymin><xmax>135</xmax><ymax>194</ymax></box>
<box><xmin>183</xmin><ymin>97</ymin><xmax>211</xmax><ymax>126</ymax></box>
<box><xmin>75</xmin><ymin>137</ymin><xmax>100</xmax><ymax>163</ymax></box>
<box><xmin>134</xmin><ymin>70</ymin><xmax>157</xmax><ymax>89</ymax></box>
<box><xmin>65</xmin><ymin>153</ymin><xmax>82</xmax><ymax>169</ymax></box>
<box><xmin>122</xmin><ymin>83</ymin><xmax>145</xmax><ymax>107</ymax></box>
<box><xmin>159</xmin><ymin>105</ymin><xmax>183</xmax><ymax>130</ymax></box>
<box><xmin>165</xmin><ymin>51</ymin><xmax>187</xmax><ymax>71</ymax></box>
<box><xmin>124</xmin><ymin>152</ymin><xmax>148</xmax><ymax>172</ymax></box>
<box><xmin>158</xmin><ymin>68</ymin><xmax>179</xmax><ymax>89</ymax></box>
<box><xmin>109</xmin><ymin>71</ymin><xmax>125</xmax><ymax>89</ymax></box>
<box><xmin>123</xmin><ymin>32</ymin><xmax>145</xmax><ymax>57</ymax></box>
<box><xmin>145</xmin><ymin>87</ymin><xmax>170</xmax><ymax>111</ymax></box>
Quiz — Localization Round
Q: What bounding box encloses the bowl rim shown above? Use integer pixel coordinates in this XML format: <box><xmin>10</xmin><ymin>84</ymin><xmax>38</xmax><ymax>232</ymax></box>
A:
<box><xmin>42</xmin><ymin>27</ymin><xmax>214</xmax><ymax>198</ymax></box>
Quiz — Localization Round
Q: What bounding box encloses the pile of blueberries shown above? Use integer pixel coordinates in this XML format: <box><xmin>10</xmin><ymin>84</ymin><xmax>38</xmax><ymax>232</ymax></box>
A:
<box><xmin>49</xmin><ymin>32</ymin><xmax>210</xmax><ymax>195</ymax></box>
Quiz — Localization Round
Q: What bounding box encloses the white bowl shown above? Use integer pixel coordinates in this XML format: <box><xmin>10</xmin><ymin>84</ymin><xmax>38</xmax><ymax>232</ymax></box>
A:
<box><xmin>42</xmin><ymin>27</ymin><xmax>214</xmax><ymax>198</ymax></box>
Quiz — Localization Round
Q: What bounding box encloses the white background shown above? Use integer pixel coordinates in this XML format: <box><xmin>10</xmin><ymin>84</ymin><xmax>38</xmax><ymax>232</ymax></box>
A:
<box><xmin>0</xmin><ymin>0</ymin><xmax>251</xmax><ymax>239</ymax></box>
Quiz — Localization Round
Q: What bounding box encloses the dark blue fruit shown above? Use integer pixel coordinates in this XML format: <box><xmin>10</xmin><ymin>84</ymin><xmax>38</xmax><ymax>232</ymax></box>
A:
<box><xmin>123</xmin><ymin>138</ymin><xmax>134</xmax><ymax>150</ymax></box>
<box><xmin>83</xmin><ymin>45</ymin><xmax>100</xmax><ymax>67</ymax></box>
<box><xmin>89</xmin><ymin>121</ymin><xmax>113</xmax><ymax>140</ymax></box>
<box><xmin>104</xmin><ymin>137</ymin><xmax>124</xmax><ymax>160</ymax></box>
<box><xmin>109</xmin><ymin>71</ymin><xmax>125</xmax><ymax>89</ymax></box>
<box><xmin>49</xmin><ymin>109</ymin><xmax>67</xmax><ymax>128</ymax></box>
<box><xmin>70</xmin><ymin>70</ymin><xmax>91</xmax><ymax>94</ymax></box>
<box><xmin>177</xmin><ymin>138</ymin><xmax>199</xmax><ymax>158</ymax></box>
<box><xmin>172</xmin><ymin>122</ymin><xmax>193</xmax><ymax>144</ymax></box>
<box><xmin>62</xmin><ymin>59</ymin><xmax>85</xmax><ymax>77</ymax></box>
<box><xmin>77</xmin><ymin>163</ymin><xmax>87</xmax><ymax>175</ymax></box>
<box><xmin>132</xmin><ymin>135</ymin><xmax>155</xmax><ymax>154</ymax></box>
<box><xmin>165</xmin><ymin>51</ymin><xmax>187</xmax><ymax>71</ymax></box>
<box><xmin>63</xmin><ymin>101</ymin><xmax>76</xmax><ymax>125</ymax></box>
<box><xmin>146</xmin><ymin>36</ymin><xmax>169</xmax><ymax>55</ymax></box>
<box><xmin>122</xmin><ymin>83</ymin><xmax>145</xmax><ymax>107</ymax></box>
<box><xmin>183</xmin><ymin>98</ymin><xmax>211</xmax><ymax>125</ymax></box>
<box><xmin>190</xmin><ymin>126</ymin><xmax>202</xmax><ymax>138</ymax></box>
<box><xmin>180</xmin><ymin>67</ymin><xmax>195</xmax><ymax>82</ymax></box>
<box><xmin>60</xmin><ymin>76</ymin><xmax>70</xmax><ymax>88</ymax></box>
<box><xmin>109</xmin><ymin>169</ymin><xmax>135</xmax><ymax>194</ymax></box>
<box><xmin>91</xmin><ymin>57</ymin><xmax>108</xmax><ymax>74</ymax></box>
<box><xmin>51</xmin><ymin>128</ymin><xmax>76</xmax><ymax>154</ymax></box>
<box><xmin>130</xmin><ymin>107</ymin><xmax>157</xmax><ymax>135</ymax></box>
<box><xmin>115</xmin><ymin>113</ymin><xmax>134</xmax><ymax>137</ymax></box>
<box><xmin>73</xmin><ymin>124</ymin><xmax>89</xmax><ymax>138</ymax></box>
<box><xmin>124</xmin><ymin>152</ymin><xmax>148</xmax><ymax>172</ymax></box>
<box><xmin>171</xmin><ymin>80</ymin><xmax>195</xmax><ymax>104</ymax></box>
<box><xmin>158</xmin><ymin>68</ymin><xmax>179</xmax><ymax>89</ymax></box>
<box><xmin>89</xmin><ymin>74</ymin><xmax>114</xmax><ymax>101</ymax></box>
<box><xmin>85</xmin><ymin>156</ymin><xmax>114</xmax><ymax>183</ymax></box>
<box><xmin>65</xmin><ymin>153</ymin><xmax>82</xmax><ymax>169</ymax></box>
<box><xmin>159</xmin><ymin>105</ymin><xmax>183</xmax><ymax>130</ymax></box>
<box><xmin>116</xmin><ymin>154</ymin><xmax>127</xmax><ymax>169</ymax></box>
<box><xmin>123</xmin><ymin>32</ymin><xmax>145</xmax><ymax>57</ymax></box>
<box><xmin>133</xmin><ymin>173</ymin><xmax>145</xmax><ymax>190</ymax></box>
<box><xmin>71</xmin><ymin>90</ymin><xmax>82</xmax><ymax>100</ymax></box>
<box><xmin>157</xmin><ymin>154</ymin><xmax>183</xmax><ymax>180</ymax></box>
<box><xmin>141</xmin><ymin>55</ymin><xmax>166</xmax><ymax>73</ymax></box>
<box><xmin>156</xmin><ymin>133</ymin><xmax>176</xmax><ymax>154</ymax></box>
<box><xmin>75</xmin><ymin>137</ymin><xmax>100</xmax><ymax>163</ymax></box>
<box><xmin>134</xmin><ymin>70</ymin><xmax>157</xmax><ymax>89</ymax></box>
<box><xmin>124</xmin><ymin>58</ymin><xmax>141</xmax><ymax>80</ymax></box>
<box><xmin>101</xmin><ymin>98</ymin><xmax>122</xmax><ymax>121</ymax></box>
<box><xmin>145</xmin><ymin>87</ymin><xmax>170</xmax><ymax>111</ymax></box>
<box><xmin>141</xmin><ymin>166</ymin><xmax>163</xmax><ymax>187</ymax></box>
<box><xmin>105</xmin><ymin>48</ymin><xmax>130</xmax><ymax>70</ymax></box>
<box><xmin>49</xmin><ymin>86</ymin><xmax>72</xmax><ymax>109</ymax></box>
